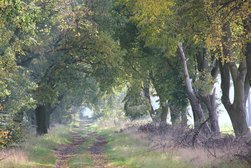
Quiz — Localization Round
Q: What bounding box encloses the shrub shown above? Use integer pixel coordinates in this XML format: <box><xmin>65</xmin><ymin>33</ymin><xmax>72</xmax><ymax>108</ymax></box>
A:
<box><xmin>0</xmin><ymin>123</ymin><xmax>25</xmax><ymax>148</ymax></box>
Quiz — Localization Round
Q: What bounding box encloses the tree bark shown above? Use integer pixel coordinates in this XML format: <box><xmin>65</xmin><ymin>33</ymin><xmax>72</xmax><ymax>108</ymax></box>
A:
<box><xmin>150</xmin><ymin>72</ymin><xmax>169</xmax><ymax>123</ymax></box>
<box><xmin>160</xmin><ymin>102</ymin><xmax>168</xmax><ymax>123</ymax></box>
<box><xmin>243</xmin><ymin>15</ymin><xmax>251</xmax><ymax>126</ymax></box>
<box><xmin>245</xmin><ymin>42</ymin><xmax>251</xmax><ymax>125</ymax></box>
<box><xmin>220</xmin><ymin>22</ymin><xmax>250</xmax><ymax>136</ymax></box>
<box><xmin>170</xmin><ymin>105</ymin><xmax>181</xmax><ymax>125</ymax></box>
<box><xmin>181</xmin><ymin>110</ymin><xmax>188</xmax><ymax>127</ymax></box>
<box><xmin>231</xmin><ymin>69</ymin><xmax>249</xmax><ymax>135</ymax></box>
<box><xmin>220</xmin><ymin>66</ymin><xmax>249</xmax><ymax>136</ymax></box>
<box><xmin>178</xmin><ymin>43</ymin><xmax>211</xmax><ymax>134</ymax></box>
<box><xmin>243</xmin><ymin>14</ymin><xmax>251</xmax><ymax>101</ymax></box>
<box><xmin>35</xmin><ymin>105</ymin><xmax>49</xmax><ymax>135</ymax></box>
<box><xmin>244</xmin><ymin>42</ymin><xmax>251</xmax><ymax>101</ymax></box>
<box><xmin>199</xmin><ymin>88</ymin><xmax>220</xmax><ymax>133</ymax></box>
<box><xmin>143</xmin><ymin>83</ymin><xmax>155</xmax><ymax>120</ymax></box>
<box><xmin>248</xmin><ymin>91</ymin><xmax>251</xmax><ymax>126</ymax></box>
<box><xmin>194</xmin><ymin>46</ymin><xmax>220</xmax><ymax>134</ymax></box>
<box><xmin>46</xmin><ymin>110</ymin><xmax>50</xmax><ymax>129</ymax></box>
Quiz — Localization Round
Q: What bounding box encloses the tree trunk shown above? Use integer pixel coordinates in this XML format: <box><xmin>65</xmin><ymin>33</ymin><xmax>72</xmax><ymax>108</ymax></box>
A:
<box><xmin>170</xmin><ymin>105</ymin><xmax>181</xmax><ymax>125</ymax></box>
<box><xmin>178</xmin><ymin>43</ymin><xmax>211</xmax><ymax>134</ymax></box>
<box><xmin>181</xmin><ymin>110</ymin><xmax>188</xmax><ymax>127</ymax></box>
<box><xmin>220</xmin><ymin>61</ymin><xmax>249</xmax><ymax>136</ymax></box>
<box><xmin>243</xmin><ymin>15</ymin><xmax>251</xmax><ymax>101</ymax></box>
<box><xmin>248</xmin><ymin>91</ymin><xmax>251</xmax><ymax>126</ymax></box>
<box><xmin>160</xmin><ymin>102</ymin><xmax>168</xmax><ymax>123</ymax></box>
<box><xmin>143</xmin><ymin>83</ymin><xmax>155</xmax><ymax>120</ymax></box>
<box><xmin>244</xmin><ymin>42</ymin><xmax>251</xmax><ymax>101</ymax></box>
<box><xmin>244</xmin><ymin>42</ymin><xmax>251</xmax><ymax>126</ymax></box>
<box><xmin>46</xmin><ymin>110</ymin><xmax>50</xmax><ymax>129</ymax></box>
<box><xmin>199</xmin><ymin>88</ymin><xmax>220</xmax><ymax>133</ymax></box>
<box><xmin>220</xmin><ymin>22</ymin><xmax>250</xmax><ymax>136</ymax></box>
<box><xmin>231</xmin><ymin>76</ymin><xmax>249</xmax><ymax>135</ymax></box>
<box><xmin>35</xmin><ymin>105</ymin><xmax>49</xmax><ymax>135</ymax></box>
<box><xmin>194</xmin><ymin>46</ymin><xmax>220</xmax><ymax>134</ymax></box>
<box><xmin>150</xmin><ymin>73</ymin><xmax>169</xmax><ymax>124</ymax></box>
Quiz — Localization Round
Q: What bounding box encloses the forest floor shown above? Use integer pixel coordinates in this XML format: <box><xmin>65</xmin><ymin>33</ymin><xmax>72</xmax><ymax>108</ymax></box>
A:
<box><xmin>0</xmin><ymin>119</ymin><xmax>250</xmax><ymax>168</ymax></box>
<box><xmin>54</xmin><ymin>120</ymin><xmax>119</xmax><ymax>168</ymax></box>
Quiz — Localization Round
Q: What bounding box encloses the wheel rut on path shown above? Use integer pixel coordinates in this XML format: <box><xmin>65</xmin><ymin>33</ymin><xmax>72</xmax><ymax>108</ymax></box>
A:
<box><xmin>54</xmin><ymin>120</ymin><xmax>121</xmax><ymax>168</ymax></box>
<box><xmin>54</xmin><ymin>132</ymin><xmax>85</xmax><ymax>168</ymax></box>
<box><xmin>88</xmin><ymin>135</ymin><xmax>109</xmax><ymax>168</ymax></box>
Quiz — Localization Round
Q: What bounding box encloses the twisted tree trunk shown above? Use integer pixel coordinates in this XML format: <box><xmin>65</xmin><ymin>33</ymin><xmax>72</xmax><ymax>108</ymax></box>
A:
<box><xmin>195</xmin><ymin>46</ymin><xmax>220</xmax><ymax>133</ymax></box>
<box><xmin>199</xmin><ymin>89</ymin><xmax>220</xmax><ymax>133</ymax></box>
<box><xmin>178</xmin><ymin>43</ymin><xmax>211</xmax><ymax>134</ymax></box>
<box><xmin>219</xmin><ymin>22</ymin><xmax>250</xmax><ymax>136</ymax></box>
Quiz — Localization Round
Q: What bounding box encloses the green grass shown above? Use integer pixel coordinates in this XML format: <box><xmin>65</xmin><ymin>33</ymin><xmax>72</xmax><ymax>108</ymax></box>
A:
<box><xmin>26</xmin><ymin>126</ymin><xmax>72</xmax><ymax>165</ymax></box>
<box><xmin>68</xmin><ymin>134</ymin><xmax>95</xmax><ymax>168</ymax></box>
<box><xmin>220</xmin><ymin>124</ymin><xmax>234</xmax><ymax>135</ymax></box>
<box><xmin>1</xmin><ymin>122</ymin><xmax>249</xmax><ymax>168</ymax></box>
<box><xmin>0</xmin><ymin>125</ymin><xmax>72</xmax><ymax>168</ymax></box>
<box><xmin>97</xmin><ymin>128</ymin><xmax>192</xmax><ymax>168</ymax></box>
<box><xmin>95</xmin><ymin>126</ymin><xmax>249</xmax><ymax>168</ymax></box>
<box><xmin>68</xmin><ymin>153</ymin><xmax>93</xmax><ymax>168</ymax></box>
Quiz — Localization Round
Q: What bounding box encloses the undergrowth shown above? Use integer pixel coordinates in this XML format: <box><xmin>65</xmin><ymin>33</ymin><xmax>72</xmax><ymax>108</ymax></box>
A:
<box><xmin>98</xmin><ymin>128</ymin><xmax>192</xmax><ymax>168</ymax></box>
<box><xmin>95</xmin><ymin>123</ymin><xmax>249</xmax><ymax>168</ymax></box>
<box><xmin>0</xmin><ymin>125</ymin><xmax>72</xmax><ymax>168</ymax></box>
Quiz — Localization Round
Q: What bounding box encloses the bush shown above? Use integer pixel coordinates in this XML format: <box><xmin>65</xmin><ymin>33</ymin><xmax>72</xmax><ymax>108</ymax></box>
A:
<box><xmin>125</xmin><ymin>104</ymin><xmax>149</xmax><ymax>120</ymax></box>
<box><xmin>0</xmin><ymin>129</ymin><xmax>13</xmax><ymax>147</ymax></box>
<box><xmin>0</xmin><ymin>123</ymin><xmax>25</xmax><ymax>148</ymax></box>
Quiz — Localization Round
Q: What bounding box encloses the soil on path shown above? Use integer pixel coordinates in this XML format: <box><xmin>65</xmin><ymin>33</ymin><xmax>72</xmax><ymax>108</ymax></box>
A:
<box><xmin>54</xmin><ymin>132</ymin><xmax>85</xmax><ymax>168</ymax></box>
<box><xmin>54</xmin><ymin>120</ymin><xmax>118</xmax><ymax>168</ymax></box>
<box><xmin>88</xmin><ymin>134</ymin><xmax>109</xmax><ymax>168</ymax></box>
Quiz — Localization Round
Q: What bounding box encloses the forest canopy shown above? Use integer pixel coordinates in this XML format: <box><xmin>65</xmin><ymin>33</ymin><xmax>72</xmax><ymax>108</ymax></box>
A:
<box><xmin>0</xmin><ymin>0</ymin><xmax>250</xmax><ymax>148</ymax></box>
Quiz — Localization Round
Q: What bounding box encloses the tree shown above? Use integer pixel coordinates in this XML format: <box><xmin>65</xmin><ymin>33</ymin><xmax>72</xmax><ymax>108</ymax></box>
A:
<box><xmin>119</xmin><ymin>0</ymin><xmax>220</xmax><ymax>134</ymax></box>
<box><xmin>0</xmin><ymin>0</ymin><xmax>40</xmax><ymax>136</ymax></box>
<box><xmin>14</xmin><ymin>0</ymin><xmax>123</xmax><ymax>135</ymax></box>
<box><xmin>178</xmin><ymin>43</ymin><xmax>211</xmax><ymax>133</ymax></box>
<box><xmin>113</xmin><ymin>1</ymin><xmax>188</xmax><ymax>124</ymax></box>
<box><xmin>205</xmin><ymin>0</ymin><xmax>251</xmax><ymax>135</ymax></box>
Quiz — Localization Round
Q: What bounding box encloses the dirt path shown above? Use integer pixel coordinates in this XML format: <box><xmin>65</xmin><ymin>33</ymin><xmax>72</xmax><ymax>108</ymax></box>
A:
<box><xmin>54</xmin><ymin>120</ymin><xmax>116</xmax><ymax>168</ymax></box>
<box><xmin>88</xmin><ymin>134</ymin><xmax>109</xmax><ymax>168</ymax></box>
<box><xmin>54</xmin><ymin>132</ymin><xmax>85</xmax><ymax>168</ymax></box>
